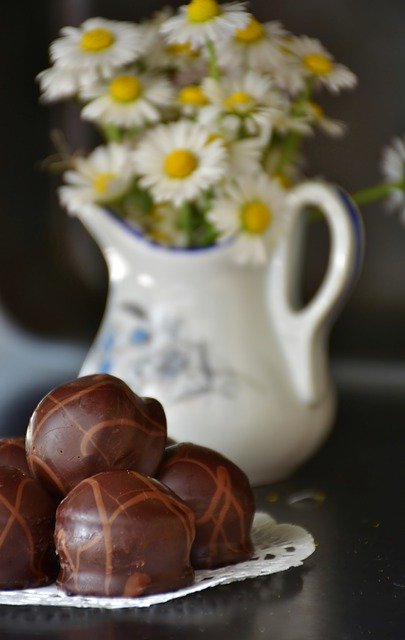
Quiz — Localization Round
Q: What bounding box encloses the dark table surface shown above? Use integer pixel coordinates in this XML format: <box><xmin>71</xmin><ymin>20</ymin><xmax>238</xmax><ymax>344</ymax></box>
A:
<box><xmin>0</xmin><ymin>389</ymin><xmax>404</xmax><ymax>640</ymax></box>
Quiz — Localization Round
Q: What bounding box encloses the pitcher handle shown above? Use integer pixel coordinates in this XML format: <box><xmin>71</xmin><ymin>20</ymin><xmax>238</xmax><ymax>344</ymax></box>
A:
<box><xmin>267</xmin><ymin>181</ymin><xmax>364</xmax><ymax>406</ymax></box>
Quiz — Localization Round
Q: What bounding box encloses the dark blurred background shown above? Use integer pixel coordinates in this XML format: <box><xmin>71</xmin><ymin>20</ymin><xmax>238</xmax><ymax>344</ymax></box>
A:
<box><xmin>0</xmin><ymin>0</ymin><xmax>404</xmax><ymax>435</ymax></box>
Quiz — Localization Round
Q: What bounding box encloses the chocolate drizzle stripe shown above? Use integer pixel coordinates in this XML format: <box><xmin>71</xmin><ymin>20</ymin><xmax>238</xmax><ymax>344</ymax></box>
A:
<box><xmin>198</xmin><ymin>464</ymin><xmax>247</xmax><ymax>541</ymax></box>
<box><xmin>197</xmin><ymin>465</ymin><xmax>231</xmax><ymax>525</ymax></box>
<box><xmin>135</xmin><ymin>407</ymin><xmax>166</xmax><ymax>436</ymax></box>
<box><xmin>100</xmin><ymin>474</ymin><xmax>194</xmax><ymax>550</ymax></box>
<box><xmin>163</xmin><ymin>454</ymin><xmax>243</xmax><ymax>526</ymax></box>
<box><xmin>131</xmin><ymin>398</ymin><xmax>166</xmax><ymax>437</ymax></box>
<box><xmin>55</xmin><ymin>531</ymin><xmax>73</xmax><ymax>585</ymax></box>
<box><xmin>27</xmin><ymin>454</ymin><xmax>65</xmax><ymax>495</ymax></box>
<box><xmin>128</xmin><ymin>474</ymin><xmax>195</xmax><ymax>548</ymax></box>
<box><xmin>79</xmin><ymin>417</ymin><xmax>160</xmax><ymax>458</ymax></box>
<box><xmin>208</xmin><ymin>467</ymin><xmax>235</xmax><ymax>559</ymax></box>
<box><xmin>162</xmin><ymin>453</ymin><xmax>251</xmax><ymax>563</ymax></box>
<box><xmin>86</xmin><ymin>478</ymin><xmax>114</xmax><ymax>597</ymax></box>
<box><xmin>0</xmin><ymin>478</ymin><xmax>40</xmax><ymax>577</ymax></box>
<box><xmin>110</xmin><ymin>383</ymin><xmax>165</xmax><ymax>435</ymax></box>
<box><xmin>46</xmin><ymin>396</ymin><xmax>110</xmax><ymax>465</ymax></box>
<box><xmin>34</xmin><ymin>380</ymin><xmax>114</xmax><ymax>433</ymax></box>
<box><xmin>0</xmin><ymin>478</ymin><xmax>30</xmax><ymax>551</ymax></box>
<box><xmin>108</xmin><ymin>488</ymin><xmax>195</xmax><ymax>547</ymax></box>
<box><xmin>163</xmin><ymin>455</ymin><xmax>247</xmax><ymax>537</ymax></box>
<box><xmin>56</xmin><ymin>527</ymin><xmax>103</xmax><ymax>591</ymax></box>
<box><xmin>164</xmin><ymin>451</ymin><xmax>220</xmax><ymax>485</ymax></box>
<box><xmin>109</xmin><ymin>491</ymin><xmax>162</xmax><ymax>522</ymax></box>
<box><xmin>1</xmin><ymin>440</ymin><xmax>26</xmax><ymax>451</ymax></box>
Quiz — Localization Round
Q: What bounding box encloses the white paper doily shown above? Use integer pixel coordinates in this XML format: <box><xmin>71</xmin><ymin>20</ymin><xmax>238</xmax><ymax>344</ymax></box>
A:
<box><xmin>0</xmin><ymin>512</ymin><xmax>315</xmax><ymax>609</ymax></box>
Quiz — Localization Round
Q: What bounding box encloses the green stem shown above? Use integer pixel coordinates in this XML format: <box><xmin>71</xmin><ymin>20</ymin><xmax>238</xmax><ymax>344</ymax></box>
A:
<box><xmin>274</xmin><ymin>131</ymin><xmax>302</xmax><ymax>175</ymax></box>
<box><xmin>178</xmin><ymin>201</ymin><xmax>194</xmax><ymax>246</ymax></box>
<box><xmin>206</xmin><ymin>39</ymin><xmax>221</xmax><ymax>81</ymax></box>
<box><xmin>101</xmin><ymin>123</ymin><xmax>123</xmax><ymax>143</ymax></box>
<box><xmin>274</xmin><ymin>80</ymin><xmax>314</xmax><ymax>175</ymax></box>
<box><xmin>351</xmin><ymin>180</ymin><xmax>405</xmax><ymax>206</ymax></box>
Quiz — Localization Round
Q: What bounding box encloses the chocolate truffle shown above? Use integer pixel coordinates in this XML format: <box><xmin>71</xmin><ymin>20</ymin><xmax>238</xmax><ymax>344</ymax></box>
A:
<box><xmin>0</xmin><ymin>437</ymin><xmax>30</xmax><ymax>475</ymax></box>
<box><xmin>26</xmin><ymin>374</ymin><xmax>167</xmax><ymax>497</ymax></box>
<box><xmin>0</xmin><ymin>466</ymin><xmax>58</xmax><ymax>589</ymax></box>
<box><xmin>55</xmin><ymin>470</ymin><xmax>195</xmax><ymax>597</ymax></box>
<box><xmin>156</xmin><ymin>443</ymin><xmax>255</xmax><ymax>569</ymax></box>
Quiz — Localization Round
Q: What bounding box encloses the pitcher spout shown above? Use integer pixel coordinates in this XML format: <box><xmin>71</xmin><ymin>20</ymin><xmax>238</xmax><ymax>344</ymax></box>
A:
<box><xmin>73</xmin><ymin>205</ymin><xmax>124</xmax><ymax>254</ymax></box>
<box><xmin>73</xmin><ymin>206</ymin><xmax>138</xmax><ymax>279</ymax></box>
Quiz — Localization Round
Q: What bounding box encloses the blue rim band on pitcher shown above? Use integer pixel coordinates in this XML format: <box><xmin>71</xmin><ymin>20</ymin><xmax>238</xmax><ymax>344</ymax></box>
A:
<box><xmin>337</xmin><ymin>187</ymin><xmax>365</xmax><ymax>279</ymax></box>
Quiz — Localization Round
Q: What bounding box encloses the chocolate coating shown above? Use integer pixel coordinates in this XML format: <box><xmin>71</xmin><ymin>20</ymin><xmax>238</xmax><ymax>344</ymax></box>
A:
<box><xmin>0</xmin><ymin>466</ymin><xmax>58</xmax><ymax>589</ymax></box>
<box><xmin>0</xmin><ymin>437</ymin><xmax>30</xmax><ymax>475</ymax></box>
<box><xmin>156</xmin><ymin>443</ymin><xmax>255</xmax><ymax>569</ymax></box>
<box><xmin>26</xmin><ymin>374</ymin><xmax>167</xmax><ymax>497</ymax></box>
<box><xmin>55</xmin><ymin>470</ymin><xmax>195</xmax><ymax>597</ymax></box>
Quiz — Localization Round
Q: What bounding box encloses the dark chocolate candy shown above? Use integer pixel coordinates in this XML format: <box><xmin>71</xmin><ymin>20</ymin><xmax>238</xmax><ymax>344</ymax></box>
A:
<box><xmin>0</xmin><ymin>466</ymin><xmax>58</xmax><ymax>589</ymax></box>
<box><xmin>156</xmin><ymin>443</ymin><xmax>255</xmax><ymax>569</ymax></box>
<box><xmin>26</xmin><ymin>374</ymin><xmax>167</xmax><ymax>497</ymax></box>
<box><xmin>0</xmin><ymin>437</ymin><xmax>30</xmax><ymax>475</ymax></box>
<box><xmin>55</xmin><ymin>470</ymin><xmax>195</xmax><ymax>597</ymax></box>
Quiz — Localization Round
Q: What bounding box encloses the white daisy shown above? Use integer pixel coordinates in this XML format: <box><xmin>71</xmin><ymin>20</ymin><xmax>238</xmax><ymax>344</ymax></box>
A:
<box><xmin>200</xmin><ymin>71</ymin><xmax>284</xmax><ymax>136</ymax></box>
<box><xmin>305</xmin><ymin>101</ymin><xmax>346</xmax><ymax>137</ymax></box>
<box><xmin>208</xmin><ymin>173</ymin><xmax>287</xmax><ymax>264</ymax></box>
<box><xmin>205</xmin><ymin>130</ymin><xmax>263</xmax><ymax>175</ymax></box>
<box><xmin>139</xmin><ymin>6</ymin><xmax>174</xmax><ymax>52</ymax></box>
<box><xmin>160</xmin><ymin>0</ymin><xmax>250</xmax><ymax>48</ymax></box>
<box><xmin>286</xmin><ymin>36</ymin><xmax>357</xmax><ymax>94</ymax></box>
<box><xmin>50</xmin><ymin>18</ymin><xmax>144</xmax><ymax>82</ymax></box>
<box><xmin>147</xmin><ymin>39</ymin><xmax>203</xmax><ymax>75</ymax></box>
<box><xmin>36</xmin><ymin>66</ymin><xmax>82</xmax><ymax>103</ymax></box>
<box><xmin>122</xmin><ymin>197</ymin><xmax>188</xmax><ymax>247</ymax></box>
<box><xmin>81</xmin><ymin>71</ymin><xmax>174</xmax><ymax>128</ymax></box>
<box><xmin>138</xmin><ymin>8</ymin><xmax>199</xmax><ymax>71</ymax></box>
<box><xmin>381</xmin><ymin>135</ymin><xmax>405</xmax><ymax>220</ymax></box>
<box><xmin>59</xmin><ymin>143</ymin><xmax>136</xmax><ymax>216</ymax></box>
<box><xmin>217</xmin><ymin>17</ymin><xmax>287</xmax><ymax>72</ymax></box>
<box><xmin>263</xmin><ymin>147</ymin><xmax>301</xmax><ymax>188</ymax></box>
<box><xmin>146</xmin><ymin>203</ymin><xmax>189</xmax><ymax>247</ymax></box>
<box><xmin>268</xmin><ymin>39</ymin><xmax>308</xmax><ymax>96</ymax></box>
<box><xmin>140</xmin><ymin>10</ymin><xmax>203</xmax><ymax>74</ymax></box>
<box><xmin>133</xmin><ymin>120</ymin><xmax>227</xmax><ymax>205</ymax></box>
<box><xmin>274</xmin><ymin>110</ymin><xmax>313</xmax><ymax>137</ymax></box>
<box><xmin>177</xmin><ymin>84</ymin><xmax>210</xmax><ymax>116</ymax></box>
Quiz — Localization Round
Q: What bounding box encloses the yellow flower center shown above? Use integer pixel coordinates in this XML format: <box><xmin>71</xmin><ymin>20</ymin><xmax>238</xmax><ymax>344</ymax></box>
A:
<box><xmin>178</xmin><ymin>85</ymin><xmax>208</xmax><ymax>106</ymax></box>
<box><xmin>309</xmin><ymin>101</ymin><xmax>324</xmax><ymax>121</ymax></box>
<box><xmin>274</xmin><ymin>173</ymin><xmax>292</xmax><ymax>190</ymax></box>
<box><xmin>303</xmin><ymin>53</ymin><xmax>332</xmax><ymax>76</ymax></box>
<box><xmin>187</xmin><ymin>0</ymin><xmax>221</xmax><ymax>23</ymax></box>
<box><xmin>149</xmin><ymin>230</ymin><xmax>172</xmax><ymax>245</ymax></box>
<box><xmin>81</xmin><ymin>28</ymin><xmax>115</xmax><ymax>53</ymax></box>
<box><xmin>280</xmin><ymin>35</ymin><xmax>294</xmax><ymax>53</ymax></box>
<box><xmin>166</xmin><ymin>42</ymin><xmax>199</xmax><ymax>58</ymax></box>
<box><xmin>242</xmin><ymin>201</ymin><xmax>271</xmax><ymax>234</ymax></box>
<box><xmin>206</xmin><ymin>132</ymin><xmax>224</xmax><ymax>144</ymax></box>
<box><xmin>224</xmin><ymin>91</ymin><xmax>254</xmax><ymax>113</ymax></box>
<box><xmin>109</xmin><ymin>75</ymin><xmax>142</xmax><ymax>102</ymax></box>
<box><xmin>93</xmin><ymin>172</ymin><xmax>117</xmax><ymax>195</ymax></box>
<box><xmin>164</xmin><ymin>149</ymin><xmax>198</xmax><ymax>179</ymax></box>
<box><xmin>235</xmin><ymin>18</ymin><xmax>265</xmax><ymax>44</ymax></box>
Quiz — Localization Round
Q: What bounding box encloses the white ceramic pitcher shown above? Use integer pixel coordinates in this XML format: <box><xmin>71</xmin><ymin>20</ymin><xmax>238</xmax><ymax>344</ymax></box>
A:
<box><xmin>77</xmin><ymin>181</ymin><xmax>363</xmax><ymax>486</ymax></box>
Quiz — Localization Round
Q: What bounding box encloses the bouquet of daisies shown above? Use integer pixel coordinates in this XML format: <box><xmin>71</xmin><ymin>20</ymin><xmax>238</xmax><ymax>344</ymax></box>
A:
<box><xmin>38</xmin><ymin>0</ymin><xmax>358</xmax><ymax>264</ymax></box>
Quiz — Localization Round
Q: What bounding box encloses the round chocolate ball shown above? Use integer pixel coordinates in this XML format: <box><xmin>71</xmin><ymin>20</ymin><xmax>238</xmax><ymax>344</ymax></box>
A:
<box><xmin>0</xmin><ymin>466</ymin><xmax>58</xmax><ymax>589</ymax></box>
<box><xmin>0</xmin><ymin>437</ymin><xmax>30</xmax><ymax>475</ymax></box>
<box><xmin>55</xmin><ymin>470</ymin><xmax>195</xmax><ymax>597</ymax></box>
<box><xmin>26</xmin><ymin>374</ymin><xmax>167</xmax><ymax>497</ymax></box>
<box><xmin>156</xmin><ymin>443</ymin><xmax>255</xmax><ymax>569</ymax></box>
